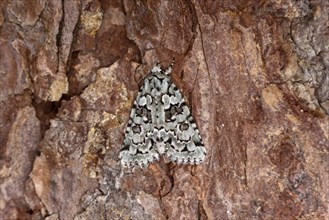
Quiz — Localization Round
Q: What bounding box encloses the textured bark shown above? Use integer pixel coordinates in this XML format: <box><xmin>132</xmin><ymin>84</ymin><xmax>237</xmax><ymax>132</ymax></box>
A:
<box><xmin>0</xmin><ymin>0</ymin><xmax>328</xmax><ymax>220</ymax></box>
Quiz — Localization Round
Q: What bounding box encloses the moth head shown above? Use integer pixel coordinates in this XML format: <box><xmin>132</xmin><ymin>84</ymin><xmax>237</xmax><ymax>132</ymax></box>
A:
<box><xmin>151</xmin><ymin>64</ymin><xmax>162</xmax><ymax>73</ymax></box>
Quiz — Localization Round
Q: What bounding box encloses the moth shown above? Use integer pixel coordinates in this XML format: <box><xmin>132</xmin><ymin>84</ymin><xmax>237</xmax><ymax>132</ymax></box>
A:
<box><xmin>119</xmin><ymin>63</ymin><xmax>206</xmax><ymax>167</ymax></box>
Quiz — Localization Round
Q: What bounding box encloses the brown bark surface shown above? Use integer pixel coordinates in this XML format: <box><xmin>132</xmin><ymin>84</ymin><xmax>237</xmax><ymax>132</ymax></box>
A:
<box><xmin>1</xmin><ymin>0</ymin><xmax>328</xmax><ymax>219</ymax></box>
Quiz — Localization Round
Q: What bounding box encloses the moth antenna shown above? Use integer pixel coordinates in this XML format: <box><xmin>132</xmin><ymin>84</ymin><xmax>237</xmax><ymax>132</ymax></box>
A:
<box><xmin>164</xmin><ymin>58</ymin><xmax>175</xmax><ymax>76</ymax></box>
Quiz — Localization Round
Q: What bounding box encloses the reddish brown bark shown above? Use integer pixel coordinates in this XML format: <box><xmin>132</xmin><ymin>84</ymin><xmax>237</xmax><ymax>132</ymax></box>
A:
<box><xmin>1</xmin><ymin>0</ymin><xmax>328</xmax><ymax>219</ymax></box>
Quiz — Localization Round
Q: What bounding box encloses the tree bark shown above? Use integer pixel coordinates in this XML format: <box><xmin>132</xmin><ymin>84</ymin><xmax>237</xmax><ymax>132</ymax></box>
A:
<box><xmin>0</xmin><ymin>0</ymin><xmax>328</xmax><ymax>219</ymax></box>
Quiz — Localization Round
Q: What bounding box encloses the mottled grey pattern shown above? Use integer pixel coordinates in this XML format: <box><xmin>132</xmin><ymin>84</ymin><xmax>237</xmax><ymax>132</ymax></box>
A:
<box><xmin>119</xmin><ymin>64</ymin><xmax>206</xmax><ymax>167</ymax></box>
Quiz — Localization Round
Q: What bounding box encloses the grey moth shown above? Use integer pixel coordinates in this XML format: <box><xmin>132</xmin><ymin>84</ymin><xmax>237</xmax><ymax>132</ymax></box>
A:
<box><xmin>119</xmin><ymin>63</ymin><xmax>206</xmax><ymax>167</ymax></box>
